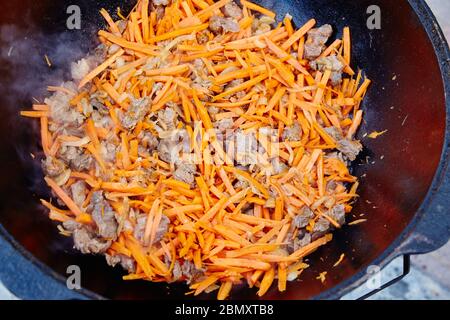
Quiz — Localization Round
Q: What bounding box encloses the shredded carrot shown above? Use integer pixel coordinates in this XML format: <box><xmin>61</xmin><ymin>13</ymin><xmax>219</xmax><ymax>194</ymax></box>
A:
<box><xmin>23</xmin><ymin>0</ymin><xmax>370</xmax><ymax>300</ymax></box>
<box><xmin>79</xmin><ymin>49</ymin><xmax>124</xmax><ymax>88</ymax></box>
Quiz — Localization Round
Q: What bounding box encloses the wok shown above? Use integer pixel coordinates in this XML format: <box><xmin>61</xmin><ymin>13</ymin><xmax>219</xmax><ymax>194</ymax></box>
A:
<box><xmin>0</xmin><ymin>0</ymin><xmax>449</xmax><ymax>300</ymax></box>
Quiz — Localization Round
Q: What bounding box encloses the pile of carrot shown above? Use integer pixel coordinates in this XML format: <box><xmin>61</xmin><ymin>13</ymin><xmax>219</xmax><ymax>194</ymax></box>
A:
<box><xmin>21</xmin><ymin>0</ymin><xmax>370</xmax><ymax>299</ymax></box>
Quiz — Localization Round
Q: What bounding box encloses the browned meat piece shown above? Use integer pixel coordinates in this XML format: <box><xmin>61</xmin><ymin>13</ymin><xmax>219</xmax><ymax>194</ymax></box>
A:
<box><xmin>157</xmin><ymin>107</ymin><xmax>178</xmax><ymax>130</ymax></box>
<box><xmin>338</xmin><ymin>139</ymin><xmax>363</xmax><ymax>161</ymax></box>
<box><xmin>328</xmin><ymin>204</ymin><xmax>346</xmax><ymax>226</ymax></box>
<box><xmin>304</xmin><ymin>24</ymin><xmax>333</xmax><ymax>60</ymax></box>
<box><xmin>282</xmin><ymin>123</ymin><xmax>302</xmax><ymax>141</ymax></box>
<box><xmin>172</xmin><ymin>260</ymin><xmax>182</xmax><ymax>281</ymax></box>
<box><xmin>133</xmin><ymin>214</ymin><xmax>147</xmax><ymax>243</ymax></box>
<box><xmin>293</xmin><ymin>233</ymin><xmax>312</xmax><ymax>252</ymax></box>
<box><xmin>134</xmin><ymin>213</ymin><xmax>170</xmax><ymax>244</ymax></box>
<box><xmin>99</xmin><ymin>141</ymin><xmax>117</xmax><ymax>163</ymax></box>
<box><xmin>310</xmin><ymin>55</ymin><xmax>344</xmax><ymax>85</ymax></box>
<box><xmin>313</xmin><ymin>217</ymin><xmax>330</xmax><ymax>233</ymax></box>
<box><xmin>214</xmin><ymin>118</ymin><xmax>234</xmax><ymax>132</ymax></box>
<box><xmin>105</xmin><ymin>254</ymin><xmax>136</xmax><ymax>273</ymax></box>
<box><xmin>196</xmin><ymin>30</ymin><xmax>210</xmax><ymax>44</ymax></box>
<box><xmin>209</xmin><ymin>16</ymin><xmax>240</xmax><ymax>34</ymax></box>
<box><xmin>287</xmin><ymin>229</ymin><xmax>312</xmax><ymax>253</ymax></box>
<box><xmin>91</xmin><ymin>191</ymin><xmax>118</xmax><ymax>239</ymax></box>
<box><xmin>224</xmin><ymin>79</ymin><xmax>245</xmax><ymax>102</ymax></box>
<box><xmin>58</xmin><ymin>146</ymin><xmax>93</xmax><ymax>171</ymax></box>
<box><xmin>140</xmin><ymin>132</ymin><xmax>159</xmax><ymax>152</ymax></box>
<box><xmin>42</xmin><ymin>156</ymin><xmax>66</xmax><ymax>177</ymax></box>
<box><xmin>173</xmin><ymin>162</ymin><xmax>197</xmax><ymax>185</ymax></box>
<box><xmin>121</xmin><ymin>97</ymin><xmax>151</xmax><ymax>130</ymax></box>
<box><xmin>181</xmin><ymin>260</ymin><xmax>205</xmax><ymax>284</ymax></box>
<box><xmin>271</xmin><ymin>158</ymin><xmax>288</xmax><ymax>175</ymax></box>
<box><xmin>155</xmin><ymin>214</ymin><xmax>170</xmax><ymax>243</ymax></box>
<box><xmin>222</xmin><ymin>2</ymin><xmax>243</xmax><ymax>20</ymax></box>
<box><xmin>70</xmin><ymin>180</ymin><xmax>87</xmax><ymax>209</ymax></box>
<box><xmin>45</xmin><ymin>83</ymin><xmax>84</xmax><ymax>126</ymax></box>
<box><xmin>66</xmin><ymin>224</ymin><xmax>111</xmax><ymax>254</ymax></box>
<box><xmin>91</xmin><ymin>109</ymin><xmax>113</xmax><ymax>128</ymax></box>
<box><xmin>324</xmin><ymin>127</ymin><xmax>363</xmax><ymax>161</ymax></box>
<box><xmin>312</xmin><ymin>217</ymin><xmax>330</xmax><ymax>240</ymax></box>
<box><xmin>293</xmin><ymin>207</ymin><xmax>314</xmax><ymax>228</ymax></box>
<box><xmin>90</xmin><ymin>98</ymin><xmax>109</xmax><ymax>115</ymax></box>
<box><xmin>157</xmin><ymin>137</ymin><xmax>181</xmax><ymax>164</ymax></box>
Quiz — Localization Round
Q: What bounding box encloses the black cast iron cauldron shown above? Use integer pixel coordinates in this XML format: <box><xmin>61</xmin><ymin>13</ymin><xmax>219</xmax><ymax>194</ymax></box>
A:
<box><xmin>0</xmin><ymin>0</ymin><xmax>449</xmax><ymax>300</ymax></box>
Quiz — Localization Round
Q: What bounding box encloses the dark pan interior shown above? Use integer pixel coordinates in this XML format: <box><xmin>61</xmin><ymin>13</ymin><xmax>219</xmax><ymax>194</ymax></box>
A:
<box><xmin>0</xmin><ymin>0</ymin><xmax>446</xmax><ymax>299</ymax></box>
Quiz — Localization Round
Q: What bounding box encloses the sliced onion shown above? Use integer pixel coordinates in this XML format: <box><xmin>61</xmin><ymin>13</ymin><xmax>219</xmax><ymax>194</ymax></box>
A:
<box><xmin>53</xmin><ymin>168</ymin><xmax>72</xmax><ymax>186</ymax></box>
<box><xmin>62</xmin><ymin>136</ymin><xmax>91</xmax><ymax>147</ymax></box>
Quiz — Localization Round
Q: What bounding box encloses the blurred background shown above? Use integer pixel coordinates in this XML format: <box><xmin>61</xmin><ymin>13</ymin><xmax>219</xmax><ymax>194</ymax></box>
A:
<box><xmin>0</xmin><ymin>0</ymin><xmax>449</xmax><ymax>300</ymax></box>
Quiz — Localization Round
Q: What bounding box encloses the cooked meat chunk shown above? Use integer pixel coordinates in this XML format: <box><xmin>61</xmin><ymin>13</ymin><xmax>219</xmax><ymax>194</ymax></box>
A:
<box><xmin>157</xmin><ymin>129</ymin><xmax>190</xmax><ymax>164</ymax></box>
<box><xmin>70</xmin><ymin>180</ymin><xmax>87</xmax><ymax>209</ymax></box>
<box><xmin>312</xmin><ymin>217</ymin><xmax>330</xmax><ymax>240</ymax></box>
<box><xmin>91</xmin><ymin>98</ymin><xmax>109</xmax><ymax>115</ymax></box>
<box><xmin>134</xmin><ymin>213</ymin><xmax>170</xmax><ymax>244</ymax></box>
<box><xmin>91</xmin><ymin>191</ymin><xmax>118</xmax><ymax>239</ymax></box>
<box><xmin>310</xmin><ymin>55</ymin><xmax>344</xmax><ymax>85</ymax></box>
<box><xmin>121</xmin><ymin>97</ymin><xmax>151</xmax><ymax>130</ymax></box>
<box><xmin>209</xmin><ymin>16</ymin><xmax>240</xmax><ymax>34</ymax></box>
<box><xmin>91</xmin><ymin>109</ymin><xmax>112</xmax><ymax>128</ymax></box>
<box><xmin>173</xmin><ymin>162</ymin><xmax>197</xmax><ymax>185</ymax></box>
<box><xmin>42</xmin><ymin>156</ymin><xmax>66</xmax><ymax>177</ymax></box>
<box><xmin>328</xmin><ymin>204</ymin><xmax>346</xmax><ymax>226</ymax></box>
<box><xmin>324</xmin><ymin>127</ymin><xmax>363</xmax><ymax>161</ymax></box>
<box><xmin>338</xmin><ymin>139</ymin><xmax>363</xmax><ymax>161</ymax></box>
<box><xmin>58</xmin><ymin>146</ymin><xmax>93</xmax><ymax>171</ymax></box>
<box><xmin>313</xmin><ymin>217</ymin><xmax>330</xmax><ymax>233</ymax></box>
<box><xmin>214</xmin><ymin>118</ymin><xmax>234</xmax><ymax>132</ymax></box>
<box><xmin>293</xmin><ymin>207</ymin><xmax>314</xmax><ymax>228</ymax></box>
<box><xmin>222</xmin><ymin>2</ymin><xmax>243</xmax><ymax>20</ymax></box>
<box><xmin>133</xmin><ymin>214</ymin><xmax>147</xmax><ymax>243</ymax></box>
<box><xmin>155</xmin><ymin>214</ymin><xmax>170</xmax><ymax>243</ymax></box>
<box><xmin>196</xmin><ymin>30</ymin><xmax>209</xmax><ymax>44</ymax></box>
<box><xmin>223</xmin><ymin>79</ymin><xmax>245</xmax><ymax>102</ymax></box>
<box><xmin>158</xmin><ymin>138</ymin><xmax>178</xmax><ymax>164</ymax></box>
<box><xmin>157</xmin><ymin>107</ymin><xmax>177</xmax><ymax>130</ymax></box>
<box><xmin>172</xmin><ymin>260</ymin><xmax>182</xmax><ymax>281</ymax></box>
<box><xmin>271</xmin><ymin>158</ymin><xmax>288</xmax><ymax>175</ymax></box>
<box><xmin>304</xmin><ymin>24</ymin><xmax>333</xmax><ymax>60</ymax></box>
<box><xmin>140</xmin><ymin>132</ymin><xmax>159</xmax><ymax>152</ymax></box>
<box><xmin>70</xmin><ymin>225</ymin><xmax>111</xmax><ymax>254</ymax></box>
<box><xmin>292</xmin><ymin>233</ymin><xmax>312</xmax><ymax>252</ymax></box>
<box><xmin>99</xmin><ymin>141</ymin><xmax>117</xmax><ymax>163</ymax></box>
<box><xmin>45</xmin><ymin>82</ymin><xmax>84</xmax><ymax>126</ymax></box>
<box><xmin>181</xmin><ymin>260</ymin><xmax>205</xmax><ymax>284</ymax></box>
<box><xmin>105</xmin><ymin>254</ymin><xmax>136</xmax><ymax>273</ymax></box>
<box><xmin>282</xmin><ymin>123</ymin><xmax>302</xmax><ymax>141</ymax></box>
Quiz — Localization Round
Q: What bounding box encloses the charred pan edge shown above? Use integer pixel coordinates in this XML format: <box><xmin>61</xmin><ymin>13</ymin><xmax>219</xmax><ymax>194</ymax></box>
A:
<box><xmin>0</xmin><ymin>0</ymin><xmax>449</xmax><ymax>301</ymax></box>
<box><xmin>316</xmin><ymin>0</ymin><xmax>450</xmax><ymax>301</ymax></box>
